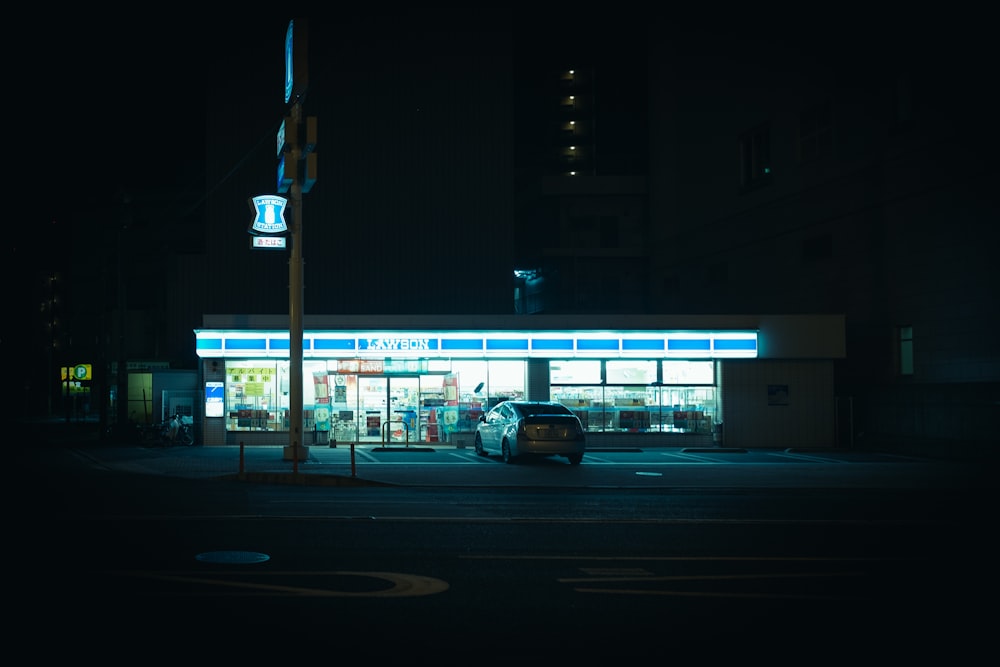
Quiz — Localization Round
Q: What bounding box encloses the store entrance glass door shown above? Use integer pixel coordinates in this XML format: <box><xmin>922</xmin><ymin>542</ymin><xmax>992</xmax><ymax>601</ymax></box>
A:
<box><xmin>388</xmin><ymin>376</ymin><xmax>420</xmax><ymax>443</ymax></box>
<box><xmin>356</xmin><ymin>376</ymin><xmax>421</xmax><ymax>443</ymax></box>
<box><xmin>358</xmin><ymin>376</ymin><xmax>386</xmax><ymax>442</ymax></box>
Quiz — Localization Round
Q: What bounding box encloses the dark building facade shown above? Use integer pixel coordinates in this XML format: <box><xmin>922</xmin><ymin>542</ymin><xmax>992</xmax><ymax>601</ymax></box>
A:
<box><xmin>643</xmin><ymin>22</ymin><xmax>999</xmax><ymax>456</ymax></box>
<box><xmin>50</xmin><ymin>16</ymin><xmax>995</xmax><ymax>457</ymax></box>
<box><xmin>512</xmin><ymin>17</ymin><xmax>650</xmax><ymax>314</ymax></box>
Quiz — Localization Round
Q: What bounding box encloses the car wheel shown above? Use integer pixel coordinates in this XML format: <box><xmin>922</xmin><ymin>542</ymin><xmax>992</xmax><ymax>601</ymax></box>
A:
<box><xmin>474</xmin><ymin>434</ymin><xmax>486</xmax><ymax>457</ymax></box>
<box><xmin>502</xmin><ymin>441</ymin><xmax>516</xmax><ymax>464</ymax></box>
<box><xmin>567</xmin><ymin>453</ymin><xmax>583</xmax><ymax>465</ymax></box>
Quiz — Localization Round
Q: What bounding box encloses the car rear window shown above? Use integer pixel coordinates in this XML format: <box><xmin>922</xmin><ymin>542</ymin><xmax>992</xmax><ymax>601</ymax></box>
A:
<box><xmin>518</xmin><ymin>403</ymin><xmax>571</xmax><ymax>417</ymax></box>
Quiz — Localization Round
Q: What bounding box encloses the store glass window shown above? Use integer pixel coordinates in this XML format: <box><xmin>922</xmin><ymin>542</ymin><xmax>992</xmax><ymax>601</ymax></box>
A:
<box><xmin>653</xmin><ymin>385</ymin><xmax>717</xmax><ymax>434</ymax></box>
<box><xmin>549</xmin><ymin>360</ymin><xmax>602</xmax><ymax>431</ymax></box>
<box><xmin>486</xmin><ymin>360</ymin><xmax>526</xmax><ymax>405</ymax></box>
<box><xmin>450</xmin><ymin>360</ymin><xmax>488</xmax><ymax>407</ymax></box>
<box><xmin>441</xmin><ymin>360</ymin><xmax>525</xmax><ymax>436</ymax></box>
<box><xmin>225</xmin><ymin>361</ymin><xmax>280</xmax><ymax>431</ymax></box>
<box><xmin>224</xmin><ymin>360</ymin><xmax>340</xmax><ymax>432</ymax></box>
<box><xmin>662</xmin><ymin>360</ymin><xmax>714</xmax><ymax>385</ymax></box>
<box><xmin>551</xmin><ymin>359</ymin><xmax>718</xmax><ymax>434</ymax></box>
<box><xmin>550</xmin><ymin>360</ymin><xmax>601</xmax><ymax>384</ymax></box>
<box><xmin>606</xmin><ymin>360</ymin><xmax>657</xmax><ymax>384</ymax></box>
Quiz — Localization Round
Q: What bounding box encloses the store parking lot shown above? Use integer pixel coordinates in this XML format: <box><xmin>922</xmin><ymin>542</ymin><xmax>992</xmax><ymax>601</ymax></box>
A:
<box><xmin>58</xmin><ymin>441</ymin><xmax>987</xmax><ymax>491</ymax></box>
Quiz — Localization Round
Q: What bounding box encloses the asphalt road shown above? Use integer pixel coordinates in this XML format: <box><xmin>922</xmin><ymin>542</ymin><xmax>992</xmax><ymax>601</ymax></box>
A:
<box><xmin>13</xmin><ymin>439</ymin><xmax>992</xmax><ymax>663</ymax></box>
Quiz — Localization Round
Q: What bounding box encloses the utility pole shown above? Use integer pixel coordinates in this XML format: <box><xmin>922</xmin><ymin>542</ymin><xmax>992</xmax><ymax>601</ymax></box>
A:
<box><xmin>285</xmin><ymin>98</ymin><xmax>305</xmax><ymax>462</ymax></box>
<box><xmin>280</xmin><ymin>19</ymin><xmax>315</xmax><ymax>462</ymax></box>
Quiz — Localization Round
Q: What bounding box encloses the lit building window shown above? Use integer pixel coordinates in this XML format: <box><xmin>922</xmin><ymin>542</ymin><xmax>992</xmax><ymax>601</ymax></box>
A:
<box><xmin>898</xmin><ymin>326</ymin><xmax>913</xmax><ymax>376</ymax></box>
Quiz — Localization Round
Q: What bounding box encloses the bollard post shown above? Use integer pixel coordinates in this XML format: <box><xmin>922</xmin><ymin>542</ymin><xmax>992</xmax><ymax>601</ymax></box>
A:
<box><xmin>293</xmin><ymin>440</ymin><xmax>299</xmax><ymax>474</ymax></box>
<box><xmin>239</xmin><ymin>441</ymin><xmax>245</xmax><ymax>474</ymax></box>
<box><xmin>350</xmin><ymin>442</ymin><xmax>356</xmax><ymax>477</ymax></box>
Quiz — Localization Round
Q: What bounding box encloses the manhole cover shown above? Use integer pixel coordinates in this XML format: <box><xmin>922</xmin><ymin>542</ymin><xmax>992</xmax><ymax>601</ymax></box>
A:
<box><xmin>195</xmin><ymin>550</ymin><xmax>270</xmax><ymax>564</ymax></box>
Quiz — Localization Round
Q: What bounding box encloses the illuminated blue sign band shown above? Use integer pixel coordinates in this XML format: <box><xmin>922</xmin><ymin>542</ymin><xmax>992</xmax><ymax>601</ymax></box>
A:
<box><xmin>197</xmin><ymin>338</ymin><xmax>223</xmax><ymax>351</ymax></box>
<box><xmin>195</xmin><ymin>330</ymin><xmax>758</xmax><ymax>360</ymax></box>
<box><xmin>225</xmin><ymin>338</ymin><xmax>267</xmax><ymax>351</ymax></box>
<box><xmin>487</xmin><ymin>338</ymin><xmax>529</xmax><ymax>351</ymax></box>
<box><xmin>714</xmin><ymin>338</ymin><xmax>757</xmax><ymax>350</ymax></box>
<box><xmin>314</xmin><ymin>338</ymin><xmax>356</xmax><ymax>351</ymax></box>
<box><xmin>668</xmin><ymin>339</ymin><xmax>711</xmax><ymax>351</ymax></box>
<box><xmin>577</xmin><ymin>339</ymin><xmax>620</xmax><ymax>351</ymax></box>
<box><xmin>622</xmin><ymin>339</ymin><xmax>665</xmax><ymax>351</ymax></box>
<box><xmin>531</xmin><ymin>339</ymin><xmax>574</xmax><ymax>350</ymax></box>
<box><xmin>442</xmin><ymin>339</ymin><xmax>484</xmax><ymax>351</ymax></box>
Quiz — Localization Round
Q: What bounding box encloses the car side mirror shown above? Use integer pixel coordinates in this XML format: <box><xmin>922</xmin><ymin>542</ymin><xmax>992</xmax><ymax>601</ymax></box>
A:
<box><xmin>479</xmin><ymin>414</ymin><xmax>486</xmax><ymax>423</ymax></box>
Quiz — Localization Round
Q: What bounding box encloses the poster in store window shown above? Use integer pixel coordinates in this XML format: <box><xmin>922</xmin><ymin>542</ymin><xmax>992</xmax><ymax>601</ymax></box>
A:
<box><xmin>333</xmin><ymin>373</ymin><xmax>347</xmax><ymax>403</ymax></box>
<box><xmin>366</xmin><ymin>412</ymin><xmax>381</xmax><ymax>437</ymax></box>
<box><xmin>313</xmin><ymin>372</ymin><xmax>331</xmax><ymax>431</ymax></box>
<box><xmin>442</xmin><ymin>373</ymin><xmax>459</xmax><ymax>435</ymax></box>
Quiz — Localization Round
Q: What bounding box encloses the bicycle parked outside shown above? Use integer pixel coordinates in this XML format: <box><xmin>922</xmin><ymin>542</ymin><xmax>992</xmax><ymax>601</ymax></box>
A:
<box><xmin>141</xmin><ymin>415</ymin><xmax>195</xmax><ymax>446</ymax></box>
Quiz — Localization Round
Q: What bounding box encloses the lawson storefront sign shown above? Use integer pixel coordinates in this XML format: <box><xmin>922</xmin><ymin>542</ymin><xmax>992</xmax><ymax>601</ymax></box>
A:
<box><xmin>194</xmin><ymin>330</ymin><xmax>758</xmax><ymax>360</ymax></box>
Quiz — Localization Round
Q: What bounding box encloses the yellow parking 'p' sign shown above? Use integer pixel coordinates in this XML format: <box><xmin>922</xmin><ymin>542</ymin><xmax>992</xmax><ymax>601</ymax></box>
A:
<box><xmin>61</xmin><ymin>364</ymin><xmax>92</xmax><ymax>381</ymax></box>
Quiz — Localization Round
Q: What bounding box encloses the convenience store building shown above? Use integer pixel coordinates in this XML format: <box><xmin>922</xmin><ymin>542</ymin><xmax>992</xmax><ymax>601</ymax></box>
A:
<box><xmin>194</xmin><ymin>313</ymin><xmax>845</xmax><ymax>450</ymax></box>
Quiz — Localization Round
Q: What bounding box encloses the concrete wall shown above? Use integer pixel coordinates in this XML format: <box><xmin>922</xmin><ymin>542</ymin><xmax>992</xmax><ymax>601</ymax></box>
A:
<box><xmin>722</xmin><ymin>359</ymin><xmax>835</xmax><ymax>449</ymax></box>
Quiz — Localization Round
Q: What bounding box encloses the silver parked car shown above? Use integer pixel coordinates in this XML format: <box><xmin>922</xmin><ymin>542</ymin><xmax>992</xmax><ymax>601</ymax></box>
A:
<box><xmin>474</xmin><ymin>400</ymin><xmax>586</xmax><ymax>465</ymax></box>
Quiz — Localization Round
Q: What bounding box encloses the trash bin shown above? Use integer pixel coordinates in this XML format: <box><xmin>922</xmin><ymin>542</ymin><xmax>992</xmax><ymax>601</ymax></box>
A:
<box><xmin>713</xmin><ymin>422</ymin><xmax>724</xmax><ymax>446</ymax></box>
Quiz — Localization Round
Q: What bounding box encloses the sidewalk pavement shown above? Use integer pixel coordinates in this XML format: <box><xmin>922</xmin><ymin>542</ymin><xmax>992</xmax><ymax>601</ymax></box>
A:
<box><xmin>25</xmin><ymin>417</ymin><xmax>994</xmax><ymax>489</ymax></box>
<box><xmin>91</xmin><ymin>442</ymin><xmax>423</xmax><ymax>486</ymax></box>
